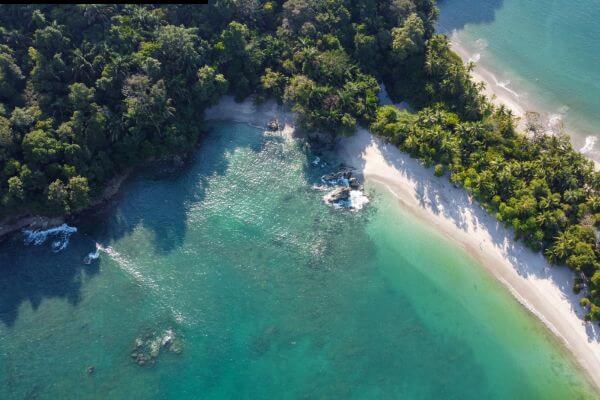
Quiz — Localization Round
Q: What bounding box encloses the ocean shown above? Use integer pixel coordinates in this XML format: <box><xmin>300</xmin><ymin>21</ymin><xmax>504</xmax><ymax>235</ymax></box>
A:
<box><xmin>0</xmin><ymin>121</ymin><xmax>595</xmax><ymax>399</ymax></box>
<box><xmin>437</xmin><ymin>0</ymin><xmax>600</xmax><ymax>160</ymax></box>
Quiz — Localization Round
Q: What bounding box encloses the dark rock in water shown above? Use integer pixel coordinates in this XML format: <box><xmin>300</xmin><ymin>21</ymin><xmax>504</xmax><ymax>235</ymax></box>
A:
<box><xmin>267</xmin><ymin>119</ymin><xmax>279</xmax><ymax>131</ymax></box>
<box><xmin>324</xmin><ymin>187</ymin><xmax>351</xmax><ymax>203</ymax></box>
<box><xmin>131</xmin><ymin>329</ymin><xmax>179</xmax><ymax>367</ymax></box>
<box><xmin>321</xmin><ymin>172</ymin><xmax>337</xmax><ymax>183</ymax></box>
<box><xmin>319</xmin><ymin>164</ymin><xmax>369</xmax><ymax>210</ymax></box>
<box><xmin>87</xmin><ymin>366</ymin><xmax>95</xmax><ymax>375</ymax></box>
<box><xmin>348</xmin><ymin>177</ymin><xmax>360</xmax><ymax>189</ymax></box>
<box><xmin>321</xmin><ymin>166</ymin><xmax>355</xmax><ymax>185</ymax></box>
<box><xmin>161</xmin><ymin>330</ymin><xmax>175</xmax><ymax>348</ymax></box>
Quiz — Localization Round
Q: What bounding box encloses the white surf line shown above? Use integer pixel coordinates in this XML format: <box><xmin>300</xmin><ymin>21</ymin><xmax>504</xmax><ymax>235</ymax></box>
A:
<box><xmin>22</xmin><ymin>223</ymin><xmax>78</xmax><ymax>252</ymax></box>
<box><xmin>96</xmin><ymin>244</ymin><xmax>159</xmax><ymax>291</ymax></box>
<box><xmin>96</xmin><ymin>243</ymin><xmax>193</xmax><ymax>326</ymax></box>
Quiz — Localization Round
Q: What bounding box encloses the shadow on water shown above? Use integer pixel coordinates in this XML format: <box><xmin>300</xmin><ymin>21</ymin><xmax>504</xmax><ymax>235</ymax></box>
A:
<box><xmin>91</xmin><ymin>121</ymin><xmax>279</xmax><ymax>251</ymax></box>
<box><xmin>436</xmin><ymin>0</ymin><xmax>504</xmax><ymax>33</ymax></box>
<box><xmin>0</xmin><ymin>236</ymin><xmax>100</xmax><ymax>326</ymax></box>
<box><xmin>86</xmin><ymin>121</ymin><xmax>268</xmax><ymax>251</ymax></box>
<box><xmin>0</xmin><ymin>121</ymin><xmax>266</xmax><ymax>327</ymax></box>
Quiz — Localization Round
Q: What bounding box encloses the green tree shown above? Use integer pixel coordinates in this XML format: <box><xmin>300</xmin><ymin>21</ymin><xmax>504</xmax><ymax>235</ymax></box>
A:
<box><xmin>390</xmin><ymin>13</ymin><xmax>424</xmax><ymax>61</ymax></box>
<box><xmin>67</xmin><ymin>175</ymin><xmax>90</xmax><ymax>210</ymax></box>
<box><xmin>195</xmin><ymin>65</ymin><xmax>229</xmax><ymax>105</ymax></box>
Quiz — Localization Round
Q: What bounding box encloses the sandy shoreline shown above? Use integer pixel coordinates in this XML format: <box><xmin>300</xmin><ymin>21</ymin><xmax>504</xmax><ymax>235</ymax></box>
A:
<box><xmin>206</xmin><ymin>97</ymin><xmax>600</xmax><ymax>389</ymax></box>
<box><xmin>336</xmin><ymin>128</ymin><xmax>600</xmax><ymax>390</ymax></box>
<box><xmin>451</xmin><ymin>39</ymin><xmax>526</xmax><ymax>119</ymax></box>
<box><xmin>450</xmin><ymin>36</ymin><xmax>600</xmax><ymax>170</ymax></box>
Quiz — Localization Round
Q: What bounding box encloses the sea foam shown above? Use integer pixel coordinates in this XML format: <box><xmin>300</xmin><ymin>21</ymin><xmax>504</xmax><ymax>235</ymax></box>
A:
<box><xmin>580</xmin><ymin>136</ymin><xmax>597</xmax><ymax>154</ymax></box>
<box><xmin>495</xmin><ymin>78</ymin><xmax>521</xmax><ymax>98</ymax></box>
<box><xmin>98</xmin><ymin>245</ymin><xmax>159</xmax><ymax>290</ymax></box>
<box><xmin>83</xmin><ymin>244</ymin><xmax>101</xmax><ymax>264</ymax></box>
<box><xmin>468</xmin><ymin>53</ymin><xmax>481</xmax><ymax>63</ymax></box>
<box><xmin>23</xmin><ymin>223</ymin><xmax>77</xmax><ymax>252</ymax></box>
<box><xmin>348</xmin><ymin>190</ymin><xmax>370</xmax><ymax>211</ymax></box>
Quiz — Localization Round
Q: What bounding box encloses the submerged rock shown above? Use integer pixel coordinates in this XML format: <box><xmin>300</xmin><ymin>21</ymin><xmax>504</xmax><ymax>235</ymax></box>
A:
<box><xmin>130</xmin><ymin>328</ymin><xmax>182</xmax><ymax>367</ymax></box>
<box><xmin>161</xmin><ymin>329</ymin><xmax>175</xmax><ymax>347</ymax></box>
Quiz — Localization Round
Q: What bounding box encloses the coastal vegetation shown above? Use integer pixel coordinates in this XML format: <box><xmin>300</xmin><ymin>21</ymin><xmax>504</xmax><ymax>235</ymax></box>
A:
<box><xmin>371</xmin><ymin>105</ymin><xmax>600</xmax><ymax>320</ymax></box>
<box><xmin>0</xmin><ymin>3</ymin><xmax>599</xmax><ymax>320</ymax></box>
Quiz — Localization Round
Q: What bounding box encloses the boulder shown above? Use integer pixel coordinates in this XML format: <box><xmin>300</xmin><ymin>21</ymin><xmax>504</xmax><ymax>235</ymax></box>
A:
<box><xmin>325</xmin><ymin>187</ymin><xmax>350</xmax><ymax>203</ymax></box>
<box><xmin>267</xmin><ymin>119</ymin><xmax>279</xmax><ymax>131</ymax></box>
<box><xmin>348</xmin><ymin>177</ymin><xmax>360</xmax><ymax>189</ymax></box>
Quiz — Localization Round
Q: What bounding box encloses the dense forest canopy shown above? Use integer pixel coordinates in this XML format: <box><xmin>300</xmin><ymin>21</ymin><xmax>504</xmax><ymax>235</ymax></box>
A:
<box><xmin>0</xmin><ymin>2</ymin><xmax>480</xmax><ymax>218</ymax></box>
<box><xmin>0</xmin><ymin>3</ymin><xmax>600</xmax><ymax>321</ymax></box>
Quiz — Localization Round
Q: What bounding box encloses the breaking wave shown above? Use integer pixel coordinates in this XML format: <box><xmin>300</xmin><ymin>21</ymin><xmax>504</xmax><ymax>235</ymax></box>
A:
<box><xmin>468</xmin><ymin>53</ymin><xmax>481</xmax><ymax>63</ymax></box>
<box><xmin>320</xmin><ymin>168</ymin><xmax>370</xmax><ymax>212</ymax></box>
<box><xmin>83</xmin><ymin>244</ymin><xmax>101</xmax><ymax>264</ymax></box>
<box><xmin>580</xmin><ymin>136</ymin><xmax>597</xmax><ymax>155</ymax></box>
<box><xmin>324</xmin><ymin>189</ymin><xmax>370</xmax><ymax>211</ymax></box>
<box><xmin>22</xmin><ymin>224</ymin><xmax>77</xmax><ymax>252</ymax></box>
<box><xmin>348</xmin><ymin>190</ymin><xmax>370</xmax><ymax>210</ymax></box>
<box><xmin>493</xmin><ymin>76</ymin><xmax>521</xmax><ymax>98</ymax></box>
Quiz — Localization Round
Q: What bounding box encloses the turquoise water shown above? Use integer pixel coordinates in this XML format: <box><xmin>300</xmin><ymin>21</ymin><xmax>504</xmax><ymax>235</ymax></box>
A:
<box><xmin>0</xmin><ymin>121</ymin><xmax>596</xmax><ymax>399</ymax></box>
<box><xmin>437</xmin><ymin>0</ymin><xmax>600</xmax><ymax>158</ymax></box>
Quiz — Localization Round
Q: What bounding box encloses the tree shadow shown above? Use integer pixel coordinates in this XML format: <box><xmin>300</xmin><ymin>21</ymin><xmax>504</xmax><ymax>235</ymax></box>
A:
<box><xmin>0</xmin><ymin>234</ymin><xmax>100</xmax><ymax>326</ymax></box>
<box><xmin>84</xmin><ymin>120</ymin><xmax>267</xmax><ymax>254</ymax></box>
<box><xmin>336</xmin><ymin>128</ymin><xmax>600</xmax><ymax>343</ymax></box>
<box><xmin>0</xmin><ymin>119</ymin><xmax>268</xmax><ymax>327</ymax></box>
<box><xmin>436</xmin><ymin>0</ymin><xmax>504</xmax><ymax>34</ymax></box>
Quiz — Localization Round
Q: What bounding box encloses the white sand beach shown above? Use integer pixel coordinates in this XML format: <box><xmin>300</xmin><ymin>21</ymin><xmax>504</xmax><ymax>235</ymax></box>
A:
<box><xmin>206</xmin><ymin>97</ymin><xmax>600</xmax><ymax>389</ymax></box>
<box><xmin>451</xmin><ymin>36</ymin><xmax>600</xmax><ymax>170</ymax></box>
<box><xmin>336</xmin><ymin>128</ymin><xmax>600</xmax><ymax>390</ymax></box>
<box><xmin>450</xmin><ymin>39</ymin><xmax>526</xmax><ymax>119</ymax></box>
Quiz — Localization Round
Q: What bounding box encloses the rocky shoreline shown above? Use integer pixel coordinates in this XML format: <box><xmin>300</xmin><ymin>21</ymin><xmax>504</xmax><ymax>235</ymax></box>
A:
<box><xmin>0</xmin><ymin>152</ymin><xmax>191</xmax><ymax>244</ymax></box>
<box><xmin>0</xmin><ymin>98</ymin><xmax>354</xmax><ymax>242</ymax></box>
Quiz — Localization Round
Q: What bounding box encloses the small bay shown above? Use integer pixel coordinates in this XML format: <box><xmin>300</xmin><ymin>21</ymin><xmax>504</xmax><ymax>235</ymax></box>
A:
<box><xmin>0</xmin><ymin>121</ymin><xmax>595</xmax><ymax>399</ymax></box>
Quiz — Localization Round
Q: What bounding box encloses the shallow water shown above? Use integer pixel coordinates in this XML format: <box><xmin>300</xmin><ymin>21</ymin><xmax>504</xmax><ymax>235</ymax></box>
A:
<box><xmin>0</xmin><ymin>121</ymin><xmax>596</xmax><ymax>399</ymax></box>
<box><xmin>437</xmin><ymin>0</ymin><xmax>600</xmax><ymax>159</ymax></box>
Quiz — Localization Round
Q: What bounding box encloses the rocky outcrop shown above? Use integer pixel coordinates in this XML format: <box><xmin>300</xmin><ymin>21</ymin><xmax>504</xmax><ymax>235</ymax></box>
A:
<box><xmin>0</xmin><ymin>215</ymin><xmax>65</xmax><ymax>243</ymax></box>
<box><xmin>0</xmin><ymin>152</ymin><xmax>190</xmax><ymax>242</ymax></box>
<box><xmin>130</xmin><ymin>329</ymin><xmax>182</xmax><ymax>367</ymax></box>
<box><xmin>267</xmin><ymin>119</ymin><xmax>280</xmax><ymax>131</ymax></box>
<box><xmin>324</xmin><ymin>187</ymin><xmax>351</xmax><ymax>203</ymax></box>
<box><xmin>319</xmin><ymin>165</ymin><xmax>369</xmax><ymax>210</ymax></box>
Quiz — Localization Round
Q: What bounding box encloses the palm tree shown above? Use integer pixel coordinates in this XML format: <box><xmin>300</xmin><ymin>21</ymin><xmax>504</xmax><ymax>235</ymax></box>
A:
<box><xmin>550</xmin><ymin>232</ymin><xmax>573</xmax><ymax>262</ymax></box>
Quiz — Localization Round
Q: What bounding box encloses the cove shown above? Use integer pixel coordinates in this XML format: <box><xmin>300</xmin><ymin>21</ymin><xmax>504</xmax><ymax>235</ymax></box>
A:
<box><xmin>0</xmin><ymin>121</ymin><xmax>595</xmax><ymax>399</ymax></box>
